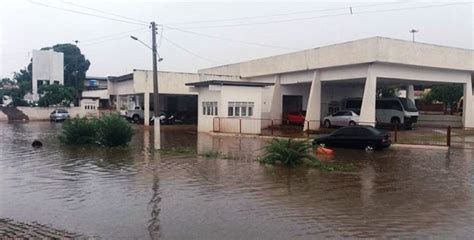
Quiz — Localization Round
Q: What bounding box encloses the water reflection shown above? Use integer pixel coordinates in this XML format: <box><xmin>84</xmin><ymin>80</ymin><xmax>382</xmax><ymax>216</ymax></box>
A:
<box><xmin>1</xmin><ymin>122</ymin><xmax>474</xmax><ymax>239</ymax></box>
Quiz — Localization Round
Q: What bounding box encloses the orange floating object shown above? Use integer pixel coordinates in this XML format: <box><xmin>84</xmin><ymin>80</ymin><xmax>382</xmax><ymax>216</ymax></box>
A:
<box><xmin>316</xmin><ymin>146</ymin><xmax>334</xmax><ymax>155</ymax></box>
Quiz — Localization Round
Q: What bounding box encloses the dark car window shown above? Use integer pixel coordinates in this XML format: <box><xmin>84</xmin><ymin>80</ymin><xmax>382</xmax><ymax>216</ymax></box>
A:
<box><xmin>50</xmin><ymin>110</ymin><xmax>56</xmax><ymax>114</ymax></box>
<box><xmin>354</xmin><ymin>128</ymin><xmax>374</xmax><ymax>136</ymax></box>
<box><xmin>332</xmin><ymin>111</ymin><xmax>346</xmax><ymax>117</ymax></box>
<box><xmin>58</xmin><ymin>109</ymin><xmax>68</xmax><ymax>113</ymax></box>
<box><xmin>332</xmin><ymin>127</ymin><xmax>356</xmax><ymax>136</ymax></box>
<box><xmin>343</xmin><ymin>111</ymin><xmax>352</xmax><ymax>116</ymax></box>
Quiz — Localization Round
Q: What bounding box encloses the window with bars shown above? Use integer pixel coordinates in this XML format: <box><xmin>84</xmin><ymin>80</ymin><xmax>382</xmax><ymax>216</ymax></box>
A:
<box><xmin>202</xmin><ymin>101</ymin><xmax>218</xmax><ymax>116</ymax></box>
<box><xmin>228</xmin><ymin>102</ymin><xmax>254</xmax><ymax>117</ymax></box>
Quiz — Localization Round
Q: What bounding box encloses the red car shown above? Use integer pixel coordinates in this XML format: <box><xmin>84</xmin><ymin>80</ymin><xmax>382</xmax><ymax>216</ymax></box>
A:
<box><xmin>287</xmin><ymin>111</ymin><xmax>306</xmax><ymax>124</ymax></box>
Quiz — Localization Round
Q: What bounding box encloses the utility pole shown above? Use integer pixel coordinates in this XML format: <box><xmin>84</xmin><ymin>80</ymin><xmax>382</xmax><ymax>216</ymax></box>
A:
<box><xmin>410</xmin><ymin>29</ymin><xmax>419</xmax><ymax>43</ymax></box>
<box><xmin>151</xmin><ymin>21</ymin><xmax>161</xmax><ymax>150</ymax></box>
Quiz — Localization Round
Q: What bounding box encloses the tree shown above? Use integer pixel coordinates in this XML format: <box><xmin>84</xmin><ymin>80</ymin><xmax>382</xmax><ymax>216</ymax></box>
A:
<box><xmin>37</xmin><ymin>84</ymin><xmax>76</xmax><ymax>107</ymax></box>
<box><xmin>426</xmin><ymin>84</ymin><xmax>463</xmax><ymax>114</ymax></box>
<box><xmin>13</xmin><ymin>68</ymin><xmax>32</xmax><ymax>97</ymax></box>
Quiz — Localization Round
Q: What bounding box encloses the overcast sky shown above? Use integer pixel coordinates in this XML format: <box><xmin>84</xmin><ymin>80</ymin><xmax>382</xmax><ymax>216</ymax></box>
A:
<box><xmin>1</xmin><ymin>0</ymin><xmax>472</xmax><ymax>78</ymax></box>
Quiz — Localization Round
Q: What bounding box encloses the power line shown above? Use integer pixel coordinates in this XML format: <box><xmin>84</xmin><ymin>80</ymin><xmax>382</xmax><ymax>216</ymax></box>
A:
<box><xmin>160</xmin><ymin>35</ymin><xmax>222</xmax><ymax>64</ymax></box>
<box><xmin>173</xmin><ymin>2</ymin><xmax>471</xmax><ymax>29</ymax></box>
<box><xmin>164</xmin><ymin>26</ymin><xmax>297</xmax><ymax>50</ymax></box>
<box><xmin>80</xmin><ymin>29</ymin><xmax>149</xmax><ymax>47</ymax></box>
<box><xmin>60</xmin><ymin>0</ymin><xmax>149</xmax><ymax>24</ymax></box>
<box><xmin>27</xmin><ymin>0</ymin><xmax>148</xmax><ymax>26</ymax></box>
<box><xmin>80</xmin><ymin>27</ymin><xmax>148</xmax><ymax>44</ymax></box>
<box><xmin>164</xmin><ymin>1</ymin><xmax>407</xmax><ymax>26</ymax></box>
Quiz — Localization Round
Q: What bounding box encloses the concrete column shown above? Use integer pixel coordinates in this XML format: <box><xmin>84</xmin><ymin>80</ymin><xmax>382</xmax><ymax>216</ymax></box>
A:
<box><xmin>463</xmin><ymin>76</ymin><xmax>474</xmax><ymax>128</ymax></box>
<box><xmin>269</xmin><ymin>75</ymin><xmax>282</xmax><ymax>124</ymax></box>
<box><xmin>115</xmin><ymin>95</ymin><xmax>120</xmax><ymax>111</ymax></box>
<box><xmin>303</xmin><ymin>70</ymin><xmax>321</xmax><ymax>131</ymax></box>
<box><xmin>359</xmin><ymin>65</ymin><xmax>377</xmax><ymax>126</ymax></box>
<box><xmin>144</xmin><ymin>92</ymin><xmax>150</xmax><ymax>126</ymax></box>
<box><xmin>407</xmin><ymin>85</ymin><xmax>415</xmax><ymax>102</ymax></box>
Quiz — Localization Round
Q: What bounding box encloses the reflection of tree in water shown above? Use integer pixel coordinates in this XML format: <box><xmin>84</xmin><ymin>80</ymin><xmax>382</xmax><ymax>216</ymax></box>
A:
<box><xmin>148</xmin><ymin>165</ymin><xmax>161</xmax><ymax>240</ymax></box>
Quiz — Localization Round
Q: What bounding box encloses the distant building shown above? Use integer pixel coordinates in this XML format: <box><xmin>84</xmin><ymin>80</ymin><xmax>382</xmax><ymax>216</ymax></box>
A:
<box><xmin>30</xmin><ymin>50</ymin><xmax>64</xmax><ymax>101</ymax></box>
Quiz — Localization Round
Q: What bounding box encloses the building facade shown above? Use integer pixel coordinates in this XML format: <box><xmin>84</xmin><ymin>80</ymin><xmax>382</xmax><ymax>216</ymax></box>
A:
<box><xmin>194</xmin><ymin>37</ymin><xmax>474</xmax><ymax>133</ymax></box>
<box><xmin>30</xmin><ymin>50</ymin><xmax>64</xmax><ymax>101</ymax></box>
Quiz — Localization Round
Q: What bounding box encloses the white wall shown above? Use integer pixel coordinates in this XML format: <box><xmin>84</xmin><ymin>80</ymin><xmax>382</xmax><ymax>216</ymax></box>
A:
<box><xmin>197</xmin><ymin>87</ymin><xmax>221</xmax><ymax>132</ymax></box>
<box><xmin>31</xmin><ymin>50</ymin><xmax>64</xmax><ymax>100</ymax></box>
<box><xmin>196</xmin><ymin>85</ymin><xmax>264</xmax><ymax>134</ymax></box>
<box><xmin>82</xmin><ymin>89</ymin><xmax>109</xmax><ymax>99</ymax></box>
<box><xmin>220</xmin><ymin>85</ymin><xmax>263</xmax><ymax>134</ymax></box>
<box><xmin>15</xmin><ymin>106</ymin><xmax>97</xmax><ymax>120</ymax></box>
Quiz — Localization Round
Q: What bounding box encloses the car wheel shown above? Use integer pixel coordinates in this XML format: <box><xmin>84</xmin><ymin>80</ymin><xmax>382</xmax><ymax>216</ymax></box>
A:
<box><xmin>365</xmin><ymin>145</ymin><xmax>374</xmax><ymax>152</ymax></box>
<box><xmin>132</xmin><ymin>114</ymin><xmax>140</xmax><ymax>123</ymax></box>
<box><xmin>349</xmin><ymin>121</ymin><xmax>356</xmax><ymax>126</ymax></box>
<box><xmin>323</xmin><ymin>120</ymin><xmax>331</xmax><ymax>128</ymax></box>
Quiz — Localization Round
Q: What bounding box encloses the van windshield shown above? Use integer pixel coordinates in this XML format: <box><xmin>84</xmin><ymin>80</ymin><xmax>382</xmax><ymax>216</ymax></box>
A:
<box><xmin>399</xmin><ymin>98</ymin><xmax>418</xmax><ymax>112</ymax></box>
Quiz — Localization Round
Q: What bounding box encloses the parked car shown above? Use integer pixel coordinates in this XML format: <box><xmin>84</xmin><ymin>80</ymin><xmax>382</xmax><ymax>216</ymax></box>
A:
<box><xmin>122</xmin><ymin>106</ymin><xmax>150</xmax><ymax>123</ymax></box>
<box><xmin>312</xmin><ymin>125</ymin><xmax>391</xmax><ymax>151</ymax></box>
<box><xmin>343</xmin><ymin>97</ymin><xmax>419</xmax><ymax>129</ymax></box>
<box><xmin>323</xmin><ymin>110</ymin><xmax>359</xmax><ymax>128</ymax></box>
<box><xmin>287</xmin><ymin>111</ymin><xmax>306</xmax><ymax>124</ymax></box>
<box><xmin>50</xmin><ymin>109</ymin><xmax>70</xmax><ymax>122</ymax></box>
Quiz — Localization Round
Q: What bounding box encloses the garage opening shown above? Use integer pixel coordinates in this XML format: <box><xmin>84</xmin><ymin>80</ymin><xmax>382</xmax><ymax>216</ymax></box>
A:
<box><xmin>282</xmin><ymin>95</ymin><xmax>303</xmax><ymax>123</ymax></box>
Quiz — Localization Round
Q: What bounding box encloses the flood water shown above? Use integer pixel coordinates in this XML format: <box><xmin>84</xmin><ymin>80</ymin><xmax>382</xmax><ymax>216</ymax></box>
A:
<box><xmin>1</xmin><ymin>121</ymin><xmax>474</xmax><ymax>239</ymax></box>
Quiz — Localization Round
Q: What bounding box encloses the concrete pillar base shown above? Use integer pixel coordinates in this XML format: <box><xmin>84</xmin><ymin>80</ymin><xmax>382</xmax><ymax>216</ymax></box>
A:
<box><xmin>359</xmin><ymin>65</ymin><xmax>377</xmax><ymax>126</ymax></box>
<box><xmin>304</xmin><ymin>70</ymin><xmax>321</xmax><ymax>131</ymax></box>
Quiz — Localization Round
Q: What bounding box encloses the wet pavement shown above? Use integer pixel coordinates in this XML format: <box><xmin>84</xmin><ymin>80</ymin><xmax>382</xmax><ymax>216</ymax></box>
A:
<box><xmin>1</xmin><ymin>121</ymin><xmax>474</xmax><ymax>239</ymax></box>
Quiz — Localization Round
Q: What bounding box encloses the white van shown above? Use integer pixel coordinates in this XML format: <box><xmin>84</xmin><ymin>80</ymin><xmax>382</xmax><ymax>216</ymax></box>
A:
<box><xmin>343</xmin><ymin>97</ymin><xmax>419</xmax><ymax>128</ymax></box>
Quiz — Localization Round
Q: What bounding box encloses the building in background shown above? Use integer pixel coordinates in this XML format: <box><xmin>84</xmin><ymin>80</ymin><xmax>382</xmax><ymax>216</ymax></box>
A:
<box><xmin>29</xmin><ymin>50</ymin><xmax>64</xmax><ymax>101</ymax></box>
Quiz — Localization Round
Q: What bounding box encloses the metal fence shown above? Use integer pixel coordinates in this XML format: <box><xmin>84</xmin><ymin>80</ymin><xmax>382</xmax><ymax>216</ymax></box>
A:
<box><xmin>212</xmin><ymin>117</ymin><xmax>474</xmax><ymax>149</ymax></box>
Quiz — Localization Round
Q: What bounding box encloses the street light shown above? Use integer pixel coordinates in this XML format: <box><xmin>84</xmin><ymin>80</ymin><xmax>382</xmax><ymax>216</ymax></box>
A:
<box><xmin>130</xmin><ymin>22</ymin><xmax>162</xmax><ymax>150</ymax></box>
<box><xmin>130</xmin><ymin>35</ymin><xmax>164</xmax><ymax>62</ymax></box>
<box><xmin>410</xmin><ymin>29</ymin><xmax>419</xmax><ymax>43</ymax></box>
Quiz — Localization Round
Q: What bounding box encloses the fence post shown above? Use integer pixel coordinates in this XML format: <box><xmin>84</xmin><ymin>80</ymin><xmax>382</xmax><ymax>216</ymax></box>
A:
<box><xmin>447</xmin><ymin>126</ymin><xmax>451</xmax><ymax>147</ymax></box>
<box><xmin>239</xmin><ymin>118</ymin><xmax>242</xmax><ymax>134</ymax></box>
<box><xmin>271</xmin><ymin>119</ymin><xmax>274</xmax><ymax>136</ymax></box>
<box><xmin>394</xmin><ymin>124</ymin><xmax>398</xmax><ymax>143</ymax></box>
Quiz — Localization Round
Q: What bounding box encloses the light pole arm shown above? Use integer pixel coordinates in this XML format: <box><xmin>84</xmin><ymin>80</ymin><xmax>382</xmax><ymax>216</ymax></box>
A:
<box><xmin>131</xmin><ymin>35</ymin><xmax>152</xmax><ymax>50</ymax></box>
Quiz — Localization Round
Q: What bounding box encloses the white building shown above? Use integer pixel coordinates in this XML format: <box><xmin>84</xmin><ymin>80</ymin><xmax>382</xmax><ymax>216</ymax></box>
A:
<box><xmin>191</xmin><ymin>37</ymin><xmax>473</xmax><ymax>134</ymax></box>
<box><xmin>30</xmin><ymin>50</ymin><xmax>64</xmax><ymax>101</ymax></box>
<box><xmin>106</xmin><ymin>69</ymin><xmax>238</xmax><ymax>125</ymax></box>
<box><xmin>105</xmin><ymin>37</ymin><xmax>473</xmax><ymax>134</ymax></box>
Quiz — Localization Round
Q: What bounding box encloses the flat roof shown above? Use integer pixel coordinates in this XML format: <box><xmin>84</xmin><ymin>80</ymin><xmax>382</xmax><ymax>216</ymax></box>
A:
<box><xmin>186</xmin><ymin>80</ymin><xmax>273</xmax><ymax>87</ymax></box>
<box><xmin>108</xmin><ymin>73</ymin><xmax>133</xmax><ymax>82</ymax></box>
<box><xmin>198</xmin><ymin>37</ymin><xmax>473</xmax><ymax>78</ymax></box>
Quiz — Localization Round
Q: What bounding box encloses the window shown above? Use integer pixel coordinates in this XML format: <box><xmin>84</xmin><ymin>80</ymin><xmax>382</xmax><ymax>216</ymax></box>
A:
<box><xmin>53</xmin><ymin>81</ymin><xmax>60</xmax><ymax>85</ymax></box>
<box><xmin>228</xmin><ymin>102</ymin><xmax>254</xmax><ymax>117</ymax></box>
<box><xmin>202</xmin><ymin>102</ymin><xmax>218</xmax><ymax>116</ymax></box>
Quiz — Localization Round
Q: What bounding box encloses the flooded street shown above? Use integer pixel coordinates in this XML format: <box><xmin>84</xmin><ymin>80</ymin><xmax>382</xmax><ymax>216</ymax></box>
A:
<box><xmin>1</xmin><ymin>121</ymin><xmax>474</xmax><ymax>239</ymax></box>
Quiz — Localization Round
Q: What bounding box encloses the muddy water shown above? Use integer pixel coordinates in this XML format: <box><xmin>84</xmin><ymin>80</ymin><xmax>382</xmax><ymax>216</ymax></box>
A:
<box><xmin>1</xmin><ymin>122</ymin><xmax>474</xmax><ymax>239</ymax></box>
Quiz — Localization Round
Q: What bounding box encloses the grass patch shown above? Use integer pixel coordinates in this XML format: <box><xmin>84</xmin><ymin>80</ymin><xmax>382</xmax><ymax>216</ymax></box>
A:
<box><xmin>259</xmin><ymin>138</ymin><xmax>355</xmax><ymax>172</ymax></box>
<box><xmin>258</xmin><ymin>138</ymin><xmax>318</xmax><ymax>167</ymax></box>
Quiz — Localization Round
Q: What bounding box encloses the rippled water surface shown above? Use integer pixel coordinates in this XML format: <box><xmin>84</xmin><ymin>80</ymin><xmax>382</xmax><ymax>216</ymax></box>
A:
<box><xmin>1</xmin><ymin>121</ymin><xmax>474</xmax><ymax>239</ymax></box>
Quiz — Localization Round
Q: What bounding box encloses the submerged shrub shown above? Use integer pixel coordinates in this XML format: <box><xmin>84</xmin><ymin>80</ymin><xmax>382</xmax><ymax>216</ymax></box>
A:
<box><xmin>96</xmin><ymin>114</ymin><xmax>134</xmax><ymax>147</ymax></box>
<box><xmin>59</xmin><ymin>117</ymin><xmax>98</xmax><ymax>145</ymax></box>
<box><xmin>259</xmin><ymin>138</ymin><xmax>317</xmax><ymax>167</ymax></box>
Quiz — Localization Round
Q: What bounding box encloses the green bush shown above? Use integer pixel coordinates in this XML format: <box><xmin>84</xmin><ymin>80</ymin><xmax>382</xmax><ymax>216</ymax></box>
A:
<box><xmin>59</xmin><ymin>117</ymin><xmax>98</xmax><ymax>145</ymax></box>
<box><xmin>259</xmin><ymin>138</ymin><xmax>317</xmax><ymax>167</ymax></box>
<box><xmin>96</xmin><ymin>114</ymin><xmax>134</xmax><ymax>147</ymax></box>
